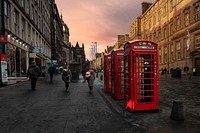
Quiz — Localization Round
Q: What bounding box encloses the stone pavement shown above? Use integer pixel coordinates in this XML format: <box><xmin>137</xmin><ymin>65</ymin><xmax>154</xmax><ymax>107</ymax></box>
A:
<box><xmin>98</xmin><ymin>73</ymin><xmax>200</xmax><ymax>133</ymax></box>
<box><xmin>0</xmin><ymin>75</ymin><xmax>143</xmax><ymax>133</ymax></box>
<box><xmin>0</xmin><ymin>74</ymin><xmax>200</xmax><ymax>133</ymax></box>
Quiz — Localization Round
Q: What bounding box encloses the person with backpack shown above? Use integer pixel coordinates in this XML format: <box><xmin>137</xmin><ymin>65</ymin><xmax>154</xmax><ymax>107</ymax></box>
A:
<box><xmin>27</xmin><ymin>61</ymin><xmax>41</xmax><ymax>91</ymax></box>
<box><xmin>48</xmin><ymin>64</ymin><xmax>55</xmax><ymax>83</ymax></box>
<box><xmin>62</xmin><ymin>64</ymin><xmax>72</xmax><ymax>92</ymax></box>
<box><xmin>86</xmin><ymin>67</ymin><xmax>95</xmax><ymax>93</ymax></box>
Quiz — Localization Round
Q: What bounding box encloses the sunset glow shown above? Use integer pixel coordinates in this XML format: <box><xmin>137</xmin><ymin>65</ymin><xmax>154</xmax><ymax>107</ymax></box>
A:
<box><xmin>56</xmin><ymin>0</ymin><xmax>155</xmax><ymax>59</ymax></box>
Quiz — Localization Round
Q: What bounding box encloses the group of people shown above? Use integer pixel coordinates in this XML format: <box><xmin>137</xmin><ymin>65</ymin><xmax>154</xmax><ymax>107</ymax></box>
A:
<box><xmin>26</xmin><ymin>61</ymin><xmax>95</xmax><ymax>93</ymax></box>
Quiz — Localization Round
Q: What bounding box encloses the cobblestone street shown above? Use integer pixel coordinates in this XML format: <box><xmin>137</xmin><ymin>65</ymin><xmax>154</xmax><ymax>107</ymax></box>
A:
<box><xmin>0</xmin><ymin>74</ymin><xmax>200</xmax><ymax>133</ymax></box>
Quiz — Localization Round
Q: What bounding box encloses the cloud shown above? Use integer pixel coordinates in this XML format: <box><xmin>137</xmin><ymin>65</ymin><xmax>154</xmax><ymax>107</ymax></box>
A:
<box><xmin>56</xmin><ymin>0</ymin><xmax>155</xmax><ymax>58</ymax></box>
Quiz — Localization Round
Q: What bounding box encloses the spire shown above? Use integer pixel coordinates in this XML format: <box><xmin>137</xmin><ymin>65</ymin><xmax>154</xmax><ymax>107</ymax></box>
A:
<box><xmin>75</xmin><ymin>42</ymin><xmax>80</xmax><ymax>47</ymax></box>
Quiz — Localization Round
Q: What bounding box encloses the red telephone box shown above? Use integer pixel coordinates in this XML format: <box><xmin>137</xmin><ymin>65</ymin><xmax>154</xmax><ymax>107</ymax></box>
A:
<box><xmin>124</xmin><ymin>40</ymin><xmax>158</xmax><ymax>111</ymax></box>
<box><xmin>104</xmin><ymin>54</ymin><xmax>112</xmax><ymax>93</ymax></box>
<box><xmin>111</xmin><ymin>49</ymin><xmax>124</xmax><ymax>99</ymax></box>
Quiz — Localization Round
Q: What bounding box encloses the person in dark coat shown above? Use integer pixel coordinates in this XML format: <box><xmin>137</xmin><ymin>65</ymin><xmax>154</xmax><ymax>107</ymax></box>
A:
<box><xmin>62</xmin><ymin>64</ymin><xmax>72</xmax><ymax>92</ymax></box>
<box><xmin>48</xmin><ymin>64</ymin><xmax>55</xmax><ymax>83</ymax></box>
<box><xmin>27</xmin><ymin>61</ymin><xmax>41</xmax><ymax>90</ymax></box>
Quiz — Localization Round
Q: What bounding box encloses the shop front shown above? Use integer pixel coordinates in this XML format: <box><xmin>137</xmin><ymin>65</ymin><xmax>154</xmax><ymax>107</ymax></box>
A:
<box><xmin>6</xmin><ymin>42</ymin><xmax>29</xmax><ymax>84</ymax></box>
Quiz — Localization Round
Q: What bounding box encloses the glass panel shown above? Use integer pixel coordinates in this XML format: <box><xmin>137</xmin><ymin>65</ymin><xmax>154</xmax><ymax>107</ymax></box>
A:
<box><xmin>136</xmin><ymin>53</ymin><xmax>154</xmax><ymax>103</ymax></box>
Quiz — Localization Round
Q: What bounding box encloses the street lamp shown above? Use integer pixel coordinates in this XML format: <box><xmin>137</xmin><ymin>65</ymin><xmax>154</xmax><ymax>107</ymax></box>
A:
<box><xmin>185</xmin><ymin>30</ymin><xmax>190</xmax><ymax>79</ymax></box>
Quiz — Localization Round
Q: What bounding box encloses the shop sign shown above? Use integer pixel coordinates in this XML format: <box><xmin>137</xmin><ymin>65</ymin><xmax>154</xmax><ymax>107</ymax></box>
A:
<box><xmin>0</xmin><ymin>35</ymin><xmax>7</xmax><ymax>42</ymax></box>
<box><xmin>29</xmin><ymin>53</ymin><xmax>36</xmax><ymax>58</ymax></box>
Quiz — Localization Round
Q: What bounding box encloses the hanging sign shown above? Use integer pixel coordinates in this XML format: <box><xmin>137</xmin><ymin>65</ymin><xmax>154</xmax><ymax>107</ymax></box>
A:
<box><xmin>0</xmin><ymin>35</ymin><xmax>7</xmax><ymax>43</ymax></box>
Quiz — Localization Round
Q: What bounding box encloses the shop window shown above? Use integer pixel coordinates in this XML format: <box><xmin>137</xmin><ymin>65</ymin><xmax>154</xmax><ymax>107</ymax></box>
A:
<box><xmin>21</xmin><ymin>50</ymin><xmax>27</xmax><ymax>77</ymax></box>
<box><xmin>195</xmin><ymin>34</ymin><xmax>200</xmax><ymax>48</ymax></box>
<box><xmin>6</xmin><ymin>44</ymin><xmax>16</xmax><ymax>77</ymax></box>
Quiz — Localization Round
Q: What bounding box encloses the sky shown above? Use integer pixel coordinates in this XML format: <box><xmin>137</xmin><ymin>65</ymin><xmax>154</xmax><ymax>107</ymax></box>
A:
<box><xmin>55</xmin><ymin>0</ymin><xmax>155</xmax><ymax>59</ymax></box>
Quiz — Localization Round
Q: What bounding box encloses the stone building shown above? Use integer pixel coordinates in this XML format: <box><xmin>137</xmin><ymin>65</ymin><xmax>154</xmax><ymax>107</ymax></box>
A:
<box><xmin>50</xmin><ymin>2</ymin><xmax>63</xmax><ymax>66</ymax></box>
<box><xmin>70</xmin><ymin>42</ymin><xmax>86</xmax><ymax>69</ymax></box>
<box><xmin>0</xmin><ymin>0</ymin><xmax>53</xmax><ymax>84</ymax></box>
<box><xmin>61</xmin><ymin>15</ymin><xmax>70</xmax><ymax>65</ymax></box>
<box><xmin>130</xmin><ymin>0</ymin><xmax>200</xmax><ymax>75</ymax></box>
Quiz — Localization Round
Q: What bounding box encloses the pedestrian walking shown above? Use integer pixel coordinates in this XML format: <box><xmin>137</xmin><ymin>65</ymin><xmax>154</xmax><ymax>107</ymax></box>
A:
<box><xmin>48</xmin><ymin>64</ymin><xmax>55</xmax><ymax>83</ymax></box>
<box><xmin>62</xmin><ymin>64</ymin><xmax>72</xmax><ymax>92</ymax></box>
<box><xmin>27</xmin><ymin>61</ymin><xmax>40</xmax><ymax>91</ymax></box>
<box><xmin>86</xmin><ymin>67</ymin><xmax>95</xmax><ymax>93</ymax></box>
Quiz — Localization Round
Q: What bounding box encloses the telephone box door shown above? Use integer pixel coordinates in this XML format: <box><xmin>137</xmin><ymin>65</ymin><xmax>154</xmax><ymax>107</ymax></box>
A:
<box><xmin>133</xmin><ymin>52</ymin><xmax>158</xmax><ymax>110</ymax></box>
<box><xmin>104</xmin><ymin>54</ymin><xmax>112</xmax><ymax>92</ymax></box>
<box><xmin>124</xmin><ymin>40</ymin><xmax>158</xmax><ymax>111</ymax></box>
<box><xmin>111</xmin><ymin>50</ymin><xmax>124</xmax><ymax>99</ymax></box>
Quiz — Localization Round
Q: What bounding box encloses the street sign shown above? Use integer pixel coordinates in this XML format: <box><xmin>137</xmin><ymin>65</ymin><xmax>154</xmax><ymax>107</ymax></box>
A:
<box><xmin>0</xmin><ymin>35</ymin><xmax>7</xmax><ymax>42</ymax></box>
<box><xmin>1</xmin><ymin>54</ymin><xmax>8</xmax><ymax>84</ymax></box>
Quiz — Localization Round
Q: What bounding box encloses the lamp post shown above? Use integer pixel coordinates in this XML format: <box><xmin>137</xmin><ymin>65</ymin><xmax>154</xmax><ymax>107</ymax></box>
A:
<box><xmin>186</xmin><ymin>30</ymin><xmax>190</xmax><ymax>79</ymax></box>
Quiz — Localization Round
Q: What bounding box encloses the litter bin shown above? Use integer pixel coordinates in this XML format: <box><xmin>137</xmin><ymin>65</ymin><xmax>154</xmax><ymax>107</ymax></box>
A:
<box><xmin>171</xmin><ymin>68</ymin><xmax>181</xmax><ymax>78</ymax></box>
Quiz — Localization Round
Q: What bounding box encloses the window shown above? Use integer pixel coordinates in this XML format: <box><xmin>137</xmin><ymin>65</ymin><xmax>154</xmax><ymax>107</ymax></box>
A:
<box><xmin>21</xmin><ymin>0</ymin><xmax>25</xmax><ymax>8</ymax></box>
<box><xmin>176</xmin><ymin>42</ymin><xmax>181</xmax><ymax>60</ymax></box>
<box><xmin>4</xmin><ymin>1</ymin><xmax>8</xmax><ymax>16</ymax></box>
<box><xmin>164</xmin><ymin>46</ymin><xmax>168</xmax><ymax>63</ymax></box>
<box><xmin>4</xmin><ymin>1</ymin><xmax>10</xmax><ymax>29</ymax></box>
<box><xmin>31</xmin><ymin>5</ymin><xmax>34</xmax><ymax>20</ymax></box>
<box><xmin>6</xmin><ymin>44</ymin><xmax>16</xmax><ymax>77</ymax></box>
<box><xmin>171</xmin><ymin>44</ymin><xmax>174</xmax><ymax>62</ymax></box>
<box><xmin>35</xmin><ymin>11</ymin><xmax>38</xmax><ymax>25</ymax></box>
<box><xmin>163</xmin><ymin>5</ymin><xmax>167</xmax><ymax>17</ymax></box>
<box><xmin>153</xmin><ymin>15</ymin><xmax>156</xmax><ymax>25</ymax></box>
<box><xmin>159</xmin><ymin>48</ymin><xmax>162</xmax><ymax>64</ymax></box>
<box><xmin>170</xmin><ymin>22</ymin><xmax>173</xmax><ymax>35</ymax></box>
<box><xmin>21</xmin><ymin>17</ymin><xmax>25</xmax><ymax>39</ymax></box>
<box><xmin>170</xmin><ymin>0</ymin><xmax>173</xmax><ymax>12</ymax></box>
<box><xmin>176</xmin><ymin>18</ymin><xmax>180</xmax><ymax>31</ymax></box>
<box><xmin>149</xmin><ymin>19</ymin><xmax>152</xmax><ymax>29</ymax></box>
<box><xmin>14</xmin><ymin>10</ymin><xmax>19</xmax><ymax>35</ymax></box>
<box><xmin>26</xmin><ymin>0</ymin><xmax>30</xmax><ymax>14</ymax></box>
<box><xmin>163</xmin><ymin>27</ymin><xmax>167</xmax><ymax>38</ymax></box>
<box><xmin>28</xmin><ymin>24</ymin><xmax>31</xmax><ymax>44</ymax></box>
<box><xmin>21</xmin><ymin>50</ymin><xmax>27</xmax><ymax>77</ymax></box>
<box><xmin>195</xmin><ymin>6</ymin><xmax>200</xmax><ymax>21</ymax></box>
<box><xmin>158</xmin><ymin>29</ymin><xmax>161</xmax><ymax>41</ymax></box>
<box><xmin>195</xmin><ymin>34</ymin><xmax>200</xmax><ymax>48</ymax></box>
<box><xmin>158</xmin><ymin>11</ymin><xmax>161</xmax><ymax>21</ymax></box>
<box><xmin>185</xmin><ymin>13</ymin><xmax>189</xmax><ymax>26</ymax></box>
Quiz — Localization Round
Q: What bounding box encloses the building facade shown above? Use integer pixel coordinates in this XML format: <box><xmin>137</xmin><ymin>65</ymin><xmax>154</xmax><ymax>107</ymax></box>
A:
<box><xmin>130</xmin><ymin>0</ymin><xmax>200</xmax><ymax>75</ymax></box>
<box><xmin>50</xmin><ymin>2</ymin><xmax>63</xmax><ymax>66</ymax></box>
<box><xmin>61</xmin><ymin>17</ymin><xmax>70</xmax><ymax>65</ymax></box>
<box><xmin>1</xmin><ymin>0</ymin><xmax>52</xmax><ymax>84</ymax></box>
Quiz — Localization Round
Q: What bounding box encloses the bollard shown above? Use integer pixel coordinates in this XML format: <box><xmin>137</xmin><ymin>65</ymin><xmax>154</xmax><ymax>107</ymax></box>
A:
<box><xmin>170</xmin><ymin>101</ymin><xmax>184</xmax><ymax>121</ymax></box>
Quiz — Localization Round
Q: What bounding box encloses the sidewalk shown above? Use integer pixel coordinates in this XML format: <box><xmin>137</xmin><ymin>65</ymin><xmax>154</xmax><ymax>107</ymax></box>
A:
<box><xmin>95</xmin><ymin>74</ymin><xmax>200</xmax><ymax>133</ymax></box>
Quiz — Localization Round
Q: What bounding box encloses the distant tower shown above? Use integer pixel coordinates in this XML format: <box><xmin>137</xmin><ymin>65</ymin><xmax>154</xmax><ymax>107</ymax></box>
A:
<box><xmin>89</xmin><ymin>42</ymin><xmax>97</xmax><ymax>60</ymax></box>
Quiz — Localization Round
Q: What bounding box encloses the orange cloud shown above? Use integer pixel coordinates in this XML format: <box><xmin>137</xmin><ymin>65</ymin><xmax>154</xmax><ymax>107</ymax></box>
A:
<box><xmin>56</xmin><ymin>0</ymin><xmax>155</xmax><ymax>58</ymax></box>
